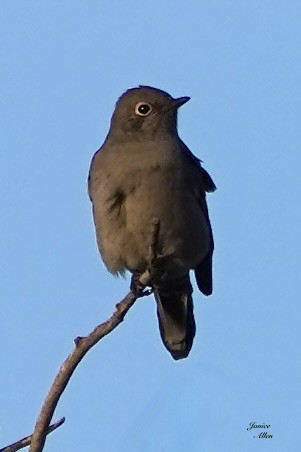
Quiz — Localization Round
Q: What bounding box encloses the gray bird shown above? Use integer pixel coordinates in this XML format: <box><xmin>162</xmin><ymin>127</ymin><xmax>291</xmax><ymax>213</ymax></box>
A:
<box><xmin>88</xmin><ymin>86</ymin><xmax>216</xmax><ymax>360</ymax></box>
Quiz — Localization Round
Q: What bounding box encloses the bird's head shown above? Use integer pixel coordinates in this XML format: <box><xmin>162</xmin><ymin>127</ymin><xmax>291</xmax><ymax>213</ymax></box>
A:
<box><xmin>108</xmin><ymin>86</ymin><xmax>190</xmax><ymax>140</ymax></box>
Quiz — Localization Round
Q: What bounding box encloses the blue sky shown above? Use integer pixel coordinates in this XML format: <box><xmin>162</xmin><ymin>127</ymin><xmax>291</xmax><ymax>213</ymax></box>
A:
<box><xmin>1</xmin><ymin>1</ymin><xmax>300</xmax><ymax>451</ymax></box>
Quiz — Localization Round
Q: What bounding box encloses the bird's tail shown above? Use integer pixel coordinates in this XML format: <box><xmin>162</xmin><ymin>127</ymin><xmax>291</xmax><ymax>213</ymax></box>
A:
<box><xmin>153</xmin><ymin>280</ymin><xmax>196</xmax><ymax>360</ymax></box>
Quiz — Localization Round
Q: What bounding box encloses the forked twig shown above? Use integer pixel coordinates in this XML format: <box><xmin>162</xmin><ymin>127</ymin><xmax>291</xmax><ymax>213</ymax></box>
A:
<box><xmin>25</xmin><ymin>218</ymin><xmax>161</xmax><ymax>452</ymax></box>
<box><xmin>0</xmin><ymin>418</ymin><xmax>65</xmax><ymax>452</ymax></box>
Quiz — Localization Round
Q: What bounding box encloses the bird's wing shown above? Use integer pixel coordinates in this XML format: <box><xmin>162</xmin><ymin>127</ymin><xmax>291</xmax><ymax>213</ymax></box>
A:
<box><xmin>181</xmin><ymin>141</ymin><xmax>216</xmax><ymax>296</ymax></box>
<box><xmin>194</xmin><ymin>188</ymin><xmax>215</xmax><ymax>295</ymax></box>
<box><xmin>87</xmin><ymin>148</ymin><xmax>102</xmax><ymax>201</ymax></box>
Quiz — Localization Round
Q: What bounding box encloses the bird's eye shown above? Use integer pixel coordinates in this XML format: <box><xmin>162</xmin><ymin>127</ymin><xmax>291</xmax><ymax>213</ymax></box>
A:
<box><xmin>135</xmin><ymin>102</ymin><xmax>152</xmax><ymax>116</ymax></box>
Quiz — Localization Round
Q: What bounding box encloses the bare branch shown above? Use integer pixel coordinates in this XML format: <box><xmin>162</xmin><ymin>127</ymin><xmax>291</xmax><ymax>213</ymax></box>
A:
<box><xmin>0</xmin><ymin>418</ymin><xmax>65</xmax><ymax>452</ymax></box>
<box><xmin>27</xmin><ymin>219</ymin><xmax>160</xmax><ymax>452</ymax></box>
<box><xmin>29</xmin><ymin>290</ymin><xmax>140</xmax><ymax>452</ymax></box>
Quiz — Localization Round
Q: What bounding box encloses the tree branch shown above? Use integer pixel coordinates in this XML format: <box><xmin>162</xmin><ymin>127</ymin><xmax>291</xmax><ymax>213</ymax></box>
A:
<box><xmin>26</xmin><ymin>218</ymin><xmax>160</xmax><ymax>452</ymax></box>
<box><xmin>28</xmin><ymin>290</ymin><xmax>146</xmax><ymax>452</ymax></box>
<box><xmin>0</xmin><ymin>418</ymin><xmax>65</xmax><ymax>452</ymax></box>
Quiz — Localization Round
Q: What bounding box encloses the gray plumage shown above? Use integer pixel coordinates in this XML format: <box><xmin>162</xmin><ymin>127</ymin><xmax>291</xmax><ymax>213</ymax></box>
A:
<box><xmin>88</xmin><ymin>86</ymin><xmax>216</xmax><ymax>360</ymax></box>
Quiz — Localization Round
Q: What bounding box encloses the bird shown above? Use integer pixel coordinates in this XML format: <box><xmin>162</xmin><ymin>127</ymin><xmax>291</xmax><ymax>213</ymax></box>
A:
<box><xmin>88</xmin><ymin>86</ymin><xmax>216</xmax><ymax>360</ymax></box>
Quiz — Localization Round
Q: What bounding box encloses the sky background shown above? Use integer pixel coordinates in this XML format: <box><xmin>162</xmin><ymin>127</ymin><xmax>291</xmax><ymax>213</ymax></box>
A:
<box><xmin>1</xmin><ymin>1</ymin><xmax>300</xmax><ymax>451</ymax></box>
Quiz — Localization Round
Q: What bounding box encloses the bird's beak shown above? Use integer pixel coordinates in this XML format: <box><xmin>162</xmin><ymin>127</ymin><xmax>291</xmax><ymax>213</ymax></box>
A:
<box><xmin>172</xmin><ymin>96</ymin><xmax>190</xmax><ymax>109</ymax></box>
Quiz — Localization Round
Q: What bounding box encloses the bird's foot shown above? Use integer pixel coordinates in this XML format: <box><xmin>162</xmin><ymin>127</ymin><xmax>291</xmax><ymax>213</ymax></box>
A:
<box><xmin>130</xmin><ymin>273</ymin><xmax>152</xmax><ymax>297</ymax></box>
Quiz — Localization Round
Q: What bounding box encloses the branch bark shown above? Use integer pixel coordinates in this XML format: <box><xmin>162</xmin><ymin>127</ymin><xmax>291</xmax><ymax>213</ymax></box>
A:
<box><xmin>29</xmin><ymin>290</ymin><xmax>145</xmax><ymax>452</ymax></box>
<box><xmin>2</xmin><ymin>219</ymin><xmax>160</xmax><ymax>452</ymax></box>
<box><xmin>0</xmin><ymin>418</ymin><xmax>65</xmax><ymax>452</ymax></box>
<box><xmin>26</xmin><ymin>218</ymin><xmax>160</xmax><ymax>452</ymax></box>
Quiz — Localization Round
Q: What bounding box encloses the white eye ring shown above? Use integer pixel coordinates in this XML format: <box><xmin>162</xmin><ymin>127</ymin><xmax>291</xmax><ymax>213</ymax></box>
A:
<box><xmin>135</xmin><ymin>102</ymin><xmax>152</xmax><ymax>116</ymax></box>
